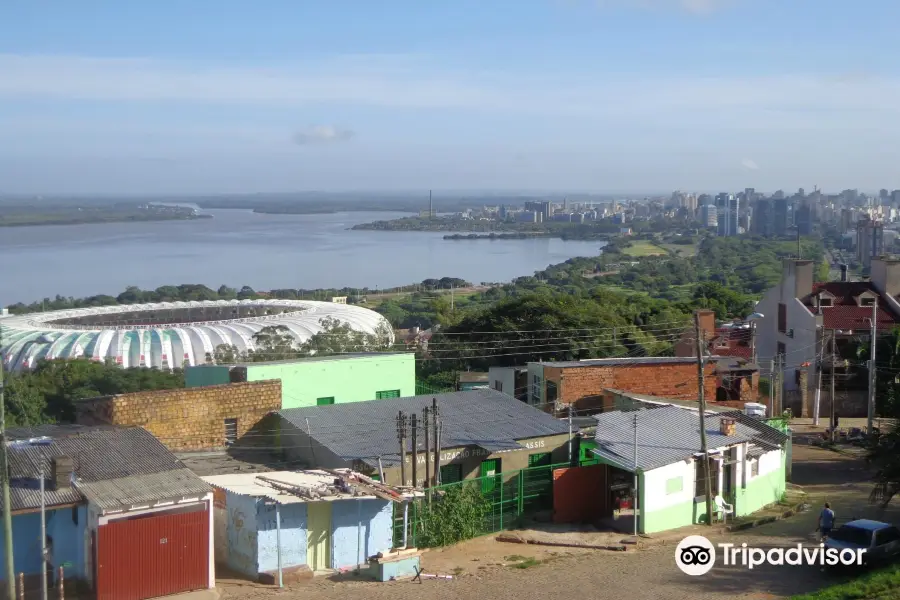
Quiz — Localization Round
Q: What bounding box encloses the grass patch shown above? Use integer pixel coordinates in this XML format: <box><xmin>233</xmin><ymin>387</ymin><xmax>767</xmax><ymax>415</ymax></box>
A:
<box><xmin>622</xmin><ymin>240</ymin><xmax>668</xmax><ymax>257</ymax></box>
<box><xmin>510</xmin><ymin>557</ymin><xmax>543</xmax><ymax>569</ymax></box>
<box><xmin>790</xmin><ymin>565</ymin><xmax>900</xmax><ymax>600</ymax></box>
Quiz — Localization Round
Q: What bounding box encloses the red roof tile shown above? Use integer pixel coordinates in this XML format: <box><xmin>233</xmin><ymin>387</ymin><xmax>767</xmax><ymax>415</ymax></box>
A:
<box><xmin>710</xmin><ymin>327</ymin><xmax>753</xmax><ymax>359</ymax></box>
<box><xmin>806</xmin><ymin>282</ymin><xmax>900</xmax><ymax>331</ymax></box>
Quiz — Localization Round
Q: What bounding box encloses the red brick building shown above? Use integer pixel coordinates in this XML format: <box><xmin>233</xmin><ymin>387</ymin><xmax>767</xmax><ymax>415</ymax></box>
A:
<box><xmin>526</xmin><ymin>357</ymin><xmax>718</xmax><ymax>414</ymax></box>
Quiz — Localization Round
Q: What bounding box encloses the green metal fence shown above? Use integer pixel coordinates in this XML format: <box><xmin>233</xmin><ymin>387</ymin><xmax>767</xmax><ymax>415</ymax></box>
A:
<box><xmin>393</xmin><ymin>461</ymin><xmax>569</xmax><ymax>548</ymax></box>
<box><xmin>415</xmin><ymin>380</ymin><xmax>454</xmax><ymax>395</ymax></box>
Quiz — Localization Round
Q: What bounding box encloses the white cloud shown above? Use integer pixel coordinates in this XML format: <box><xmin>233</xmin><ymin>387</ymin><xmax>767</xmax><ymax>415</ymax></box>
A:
<box><xmin>292</xmin><ymin>126</ymin><xmax>354</xmax><ymax>145</ymax></box>
<box><xmin>1</xmin><ymin>54</ymin><xmax>900</xmax><ymax>131</ymax></box>
<box><xmin>594</xmin><ymin>0</ymin><xmax>733</xmax><ymax>14</ymax></box>
<box><xmin>741</xmin><ymin>158</ymin><xmax>759</xmax><ymax>170</ymax></box>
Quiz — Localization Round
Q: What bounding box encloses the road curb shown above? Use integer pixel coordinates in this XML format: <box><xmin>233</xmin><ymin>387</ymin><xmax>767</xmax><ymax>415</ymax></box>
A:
<box><xmin>725</xmin><ymin>501</ymin><xmax>808</xmax><ymax>533</ymax></box>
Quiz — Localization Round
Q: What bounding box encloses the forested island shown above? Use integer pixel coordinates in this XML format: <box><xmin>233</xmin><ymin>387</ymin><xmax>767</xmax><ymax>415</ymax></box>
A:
<box><xmin>353</xmin><ymin>215</ymin><xmax>623</xmax><ymax>240</ymax></box>
<box><xmin>0</xmin><ymin>202</ymin><xmax>210</xmax><ymax>227</ymax></box>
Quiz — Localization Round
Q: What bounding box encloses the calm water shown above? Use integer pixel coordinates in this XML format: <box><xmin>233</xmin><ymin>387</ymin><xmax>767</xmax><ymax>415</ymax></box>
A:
<box><xmin>0</xmin><ymin>209</ymin><xmax>604</xmax><ymax>304</ymax></box>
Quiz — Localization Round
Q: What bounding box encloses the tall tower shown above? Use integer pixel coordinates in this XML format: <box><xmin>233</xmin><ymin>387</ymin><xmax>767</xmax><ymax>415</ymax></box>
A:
<box><xmin>429</xmin><ymin>190</ymin><xmax>433</xmax><ymax>218</ymax></box>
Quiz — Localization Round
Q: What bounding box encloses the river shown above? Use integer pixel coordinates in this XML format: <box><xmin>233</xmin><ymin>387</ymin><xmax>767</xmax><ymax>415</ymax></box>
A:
<box><xmin>0</xmin><ymin>210</ymin><xmax>605</xmax><ymax>305</ymax></box>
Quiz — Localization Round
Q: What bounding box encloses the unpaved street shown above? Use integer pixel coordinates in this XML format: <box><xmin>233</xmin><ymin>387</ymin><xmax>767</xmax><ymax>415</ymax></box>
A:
<box><xmin>219</xmin><ymin>443</ymin><xmax>899</xmax><ymax>600</ymax></box>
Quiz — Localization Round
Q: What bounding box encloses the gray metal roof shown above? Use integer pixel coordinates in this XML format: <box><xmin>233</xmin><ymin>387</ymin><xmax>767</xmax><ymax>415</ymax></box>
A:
<box><xmin>78</xmin><ymin>469</ymin><xmax>211</xmax><ymax>513</ymax></box>
<box><xmin>532</xmin><ymin>356</ymin><xmax>706</xmax><ymax>368</ymax></box>
<box><xmin>6</xmin><ymin>425</ymin><xmax>205</xmax><ymax>511</ymax></box>
<box><xmin>592</xmin><ymin>406</ymin><xmax>757</xmax><ymax>472</ymax></box>
<box><xmin>215</xmin><ymin>352</ymin><xmax>412</xmax><ymax>368</ymax></box>
<box><xmin>278</xmin><ymin>389</ymin><xmax>570</xmax><ymax>467</ymax></box>
<box><xmin>604</xmin><ymin>389</ymin><xmax>736</xmax><ymax>413</ymax></box>
<box><xmin>717</xmin><ymin>410</ymin><xmax>790</xmax><ymax>450</ymax></box>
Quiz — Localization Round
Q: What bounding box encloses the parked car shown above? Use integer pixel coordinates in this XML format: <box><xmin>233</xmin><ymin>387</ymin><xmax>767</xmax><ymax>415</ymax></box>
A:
<box><xmin>825</xmin><ymin>520</ymin><xmax>900</xmax><ymax>566</ymax></box>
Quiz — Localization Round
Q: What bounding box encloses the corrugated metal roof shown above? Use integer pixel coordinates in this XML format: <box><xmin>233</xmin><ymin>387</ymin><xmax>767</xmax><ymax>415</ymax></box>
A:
<box><xmin>6</xmin><ymin>425</ymin><xmax>205</xmax><ymax>511</ymax></box>
<box><xmin>717</xmin><ymin>411</ymin><xmax>790</xmax><ymax>449</ymax></box>
<box><xmin>78</xmin><ymin>469</ymin><xmax>210</xmax><ymax>513</ymax></box>
<box><xmin>604</xmin><ymin>389</ymin><xmax>736</xmax><ymax>414</ymax></box>
<box><xmin>278</xmin><ymin>389</ymin><xmax>570</xmax><ymax>467</ymax></box>
<box><xmin>202</xmin><ymin>470</ymin><xmax>406</xmax><ymax>504</ymax></box>
<box><xmin>592</xmin><ymin>406</ymin><xmax>756</xmax><ymax>472</ymax></box>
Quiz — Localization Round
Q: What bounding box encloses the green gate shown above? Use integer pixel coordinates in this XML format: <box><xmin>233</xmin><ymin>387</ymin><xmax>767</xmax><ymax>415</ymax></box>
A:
<box><xmin>394</xmin><ymin>461</ymin><xmax>569</xmax><ymax>548</ymax></box>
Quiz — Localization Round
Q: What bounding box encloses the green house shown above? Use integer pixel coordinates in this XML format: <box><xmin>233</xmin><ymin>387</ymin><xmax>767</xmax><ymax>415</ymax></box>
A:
<box><xmin>185</xmin><ymin>352</ymin><xmax>415</xmax><ymax>409</ymax></box>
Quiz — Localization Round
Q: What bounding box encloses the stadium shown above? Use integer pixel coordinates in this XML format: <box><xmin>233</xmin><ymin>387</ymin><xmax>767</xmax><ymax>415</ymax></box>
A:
<box><xmin>0</xmin><ymin>299</ymin><xmax>392</xmax><ymax>372</ymax></box>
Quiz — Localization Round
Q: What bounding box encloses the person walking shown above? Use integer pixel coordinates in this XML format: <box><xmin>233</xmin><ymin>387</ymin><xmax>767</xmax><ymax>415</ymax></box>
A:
<box><xmin>817</xmin><ymin>502</ymin><xmax>835</xmax><ymax>541</ymax></box>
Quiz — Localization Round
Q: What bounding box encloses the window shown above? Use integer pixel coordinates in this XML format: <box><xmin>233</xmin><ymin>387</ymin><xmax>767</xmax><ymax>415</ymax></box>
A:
<box><xmin>861</xmin><ymin>296</ymin><xmax>876</xmax><ymax>307</ymax></box>
<box><xmin>316</xmin><ymin>396</ymin><xmax>335</xmax><ymax>406</ymax></box>
<box><xmin>546</xmin><ymin>381</ymin><xmax>558</xmax><ymax>410</ymax></box>
<box><xmin>694</xmin><ymin>460</ymin><xmax>708</xmax><ymax>497</ymax></box>
<box><xmin>224</xmin><ymin>418</ymin><xmax>238</xmax><ymax>445</ymax></box>
<box><xmin>665</xmin><ymin>476</ymin><xmax>683</xmax><ymax>495</ymax></box>
<box><xmin>531</xmin><ymin>375</ymin><xmax>542</xmax><ymax>406</ymax></box>
<box><xmin>528</xmin><ymin>452</ymin><xmax>552</xmax><ymax>468</ymax></box>
<box><xmin>778</xmin><ymin>303</ymin><xmax>787</xmax><ymax>333</ymax></box>
<box><xmin>494</xmin><ymin>381</ymin><xmax>503</xmax><ymax>393</ymax></box>
<box><xmin>777</xmin><ymin>342</ymin><xmax>786</xmax><ymax>359</ymax></box>
<box><xmin>440</xmin><ymin>463</ymin><xmax>463</xmax><ymax>485</ymax></box>
<box><xmin>876</xmin><ymin>527</ymin><xmax>900</xmax><ymax>546</ymax></box>
<box><xmin>375</xmin><ymin>389</ymin><xmax>401</xmax><ymax>399</ymax></box>
<box><xmin>819</xmin><ymin>296</ymin><xmax>833</xmax><ymax>307</ymax></box>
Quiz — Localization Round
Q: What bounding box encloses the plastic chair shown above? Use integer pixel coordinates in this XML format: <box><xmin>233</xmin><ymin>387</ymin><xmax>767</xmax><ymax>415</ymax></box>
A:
<box><xmin>715</xmin><ymin>495</ymin><xmax>734</xmax><ymax>524</ymax></box>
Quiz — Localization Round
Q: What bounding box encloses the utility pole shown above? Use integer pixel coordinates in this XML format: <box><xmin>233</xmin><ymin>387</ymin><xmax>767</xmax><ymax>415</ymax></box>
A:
<box><xmin>432</xmin><ymin>398</ymin><xmax>441</xmax><ymax>486</ymax></box>
<box><xmin>40</xmin><ymin>466</ymin><xmax>47</xmax><ymax>600</ymax></box>
<box><xmin>397</xmin><ymin>412</ymin><xmax>408</xmax><ymax>486</ymax></box>
<box><xmin>830</xmin><ymin>332</ymin><xmax>837</xmax><ymax>443</ymax></box>
<box><xmin>694</xmin><ymin>313</ymin><xmax>714</xmax><ymax>526</ymax></box>
<box><xmin>814</xmin><ymin>329</ymin><xmax>824</xmax><ymax>426</ymax></box>
<box><xmin>632</xmin><ymin>413</ymin><xmax>639</xmax><ymax>537</ymax></box>
<box><xmin>410</xmin><ymin>414</ymin><xmax>418</xmax><ymax>488</ymax></box>
<box><xmin>0</xmin><ymin>328</ymin><xmax>14</xmax><ymax>600</ymax></box>
<box><xmin>868</xmin><ymin>299</ymin><xmax>877</xmax><ymax>435</ymax></box>
<box><xmin>423</xmin><ymin>407</ymin><xmax>431</xmax><ymax>490</ymax></box>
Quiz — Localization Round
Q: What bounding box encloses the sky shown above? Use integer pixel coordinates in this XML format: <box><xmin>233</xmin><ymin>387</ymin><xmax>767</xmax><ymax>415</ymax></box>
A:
<box><xmin>2</xmin><ymin>0</ymin><xmax>900</xmax><ymax>195</ymax></box>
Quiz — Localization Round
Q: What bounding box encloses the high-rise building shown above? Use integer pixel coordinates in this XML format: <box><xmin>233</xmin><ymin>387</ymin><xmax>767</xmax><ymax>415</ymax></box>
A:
<box><xmin>523</xmin><ymin>200</ymin><xmax>551</xmax><ymax>222</ymax></box>
<box><xmin>773</xmin><ymin>198</ymin><xmax>792</xmax><ymax>236</ymax></box>
<box><xmin>700</xmin><ymin>204</ymin><xmax>718</xmax><ymax>228</ymax></box>
<box><xmin>715</xmin><ymin>194</ymin><xmax>740</xmax><ymax>236</ymax></box>
<box><xmin>795</xmin><ymin>202</ymin><xmax>813</xmax><ymax>235</ymax></box>
<box><xmin>857</xmin><ymin>217</ymin><xmax>885</xmax><ymax>270</ymax></box>
<box><xmin>752</xmin><ymin>198</ymin><xmax>773</xmax><ymax>236</ymax></box>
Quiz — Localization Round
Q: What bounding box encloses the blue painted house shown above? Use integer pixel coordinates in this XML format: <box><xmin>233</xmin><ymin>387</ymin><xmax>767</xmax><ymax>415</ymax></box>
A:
<box><xmin>2</xmin><ymin>425</ymin><xmax>214</xmax><ymax>599</ymax></box>
<box><xmin>204</xmin><ymin>470</ymin><xmax>405</xmax><ymax>582</ymax></box>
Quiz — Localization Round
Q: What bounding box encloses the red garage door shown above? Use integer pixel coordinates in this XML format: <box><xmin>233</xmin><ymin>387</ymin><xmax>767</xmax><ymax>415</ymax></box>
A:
<box><xmin>97</xmin><ymin>505</ymin><xmax>209</xmax><ymax>600</ymax></box>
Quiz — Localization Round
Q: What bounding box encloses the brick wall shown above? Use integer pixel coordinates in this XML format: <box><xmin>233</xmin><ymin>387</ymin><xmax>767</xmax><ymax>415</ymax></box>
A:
<box><xmin>75</xmin><ymin>380</ymin><xmax>282</xmax><ymax>451</ymax></box>
<box><xmin>551</xmin><ymin>362</ymin><xmax>718</xmax><ymax>411</ymax></box>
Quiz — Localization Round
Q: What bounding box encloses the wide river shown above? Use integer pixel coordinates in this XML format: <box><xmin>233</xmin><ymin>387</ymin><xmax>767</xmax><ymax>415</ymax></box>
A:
<box><xmin>0</xmin><ymin>210</ymin><xmax>605</xmax><ymax>305</ymax></box>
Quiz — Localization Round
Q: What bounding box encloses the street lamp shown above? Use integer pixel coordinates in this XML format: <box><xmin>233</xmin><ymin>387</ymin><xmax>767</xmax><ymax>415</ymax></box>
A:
<box><xmin>745</xmin><ymin>312</ymin><xmax>764</xmax><ymax>365</ymax></box>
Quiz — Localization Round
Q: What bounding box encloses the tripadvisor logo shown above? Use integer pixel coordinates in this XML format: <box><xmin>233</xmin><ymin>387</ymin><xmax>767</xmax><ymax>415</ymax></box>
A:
<box><xmin>675</xmin><ymin>535</ymin><xmax>865</xmax><ymax>576</ymax></box>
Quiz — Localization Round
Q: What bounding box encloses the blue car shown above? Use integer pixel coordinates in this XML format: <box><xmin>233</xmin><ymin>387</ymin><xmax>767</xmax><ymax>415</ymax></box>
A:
<box><xmin>824</xmin><ymin>520</ymin><xmax>900</xmax><ymax>566</ymax></box>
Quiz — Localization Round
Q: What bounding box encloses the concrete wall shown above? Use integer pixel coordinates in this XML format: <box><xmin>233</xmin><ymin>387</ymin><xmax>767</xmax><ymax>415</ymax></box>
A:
<box><xmin>540</xmin><ymin>362</ymin><xmax>717</xmax><ymax>412</ymax></box>
<box><xmin>640</xmin><ymin>461</ymin><xmax>700</xmax><ymax>534</ymax></box>
<box><xmin>0</xmin><ymin>506</ymin><xmax>89</xmax><ymax>580</ymax></box>
<box><xmin>225</xmin><ymin>491</ymin><xmax>260</xmax><ymax>579</ymax></box>
<box><xmin>246</xmin><ymin>354</ymin><xmax>415</xmax><ymax>409</ymax></box>
<box><xmin>330</xmin><ymin>499</ymin><xmax>392</xmax><ymax>569</ymax></box>
<box><xmin>75</xmin><ymin>380</ymin><xmax>282</xmax><ymax>451</ymax></box>
<box><xmin>734</xmin><ymin>448</ymin><xmax>786</xmax><ymax>517</ymax></box>
<box><xmin>256</xmin><ymin>501</ymin><xmax>307</xmax><ymax>574</ymax></box>
<box><xmin>488</xmin><ymin>367</ymin><xmax>517</xmax><ymax>398</ymax></box>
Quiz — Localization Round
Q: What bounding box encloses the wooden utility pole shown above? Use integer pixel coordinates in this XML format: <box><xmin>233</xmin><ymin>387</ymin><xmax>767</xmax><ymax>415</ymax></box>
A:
<box><xmin>433</xmin><ymin>398</ymin><xmax>441</xmax><ymax>486</ymax></box>
<box><xmin>397</xmin><ymin>412</ymin><xmax>408</xmax><ymax>486</ymax></box>
<box><xmin>410</xmin><ymin>414</ymin><xmax>418</xmax><ymax>488</ymax></box>
<box><xmin>423</xmin><ymin>407</ymin><xmax>431</xmax><ymax>489</ymax></box>
<box><xmin>830</xmin><ymin>332</ymin><xmax>837</xmax><ymax>443</ymax></box>
<box><xmin>694</xmin><ymin>313</ymin><xmax>714</xmax><ymax>526</ymax></box>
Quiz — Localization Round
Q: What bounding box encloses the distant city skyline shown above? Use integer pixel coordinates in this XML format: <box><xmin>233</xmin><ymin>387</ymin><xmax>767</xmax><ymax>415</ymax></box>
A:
<box><xmin>2</xmin><ymin>1</ymin><xmax>900</xmax><ymax>194</ymax></box>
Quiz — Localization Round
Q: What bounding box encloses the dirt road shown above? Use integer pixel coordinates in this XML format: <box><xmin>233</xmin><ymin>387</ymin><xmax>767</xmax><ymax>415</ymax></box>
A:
<box><xmin>219</xmin><ymin>444</ymin><xmax>898</xmax><ymax>600</ymax></box>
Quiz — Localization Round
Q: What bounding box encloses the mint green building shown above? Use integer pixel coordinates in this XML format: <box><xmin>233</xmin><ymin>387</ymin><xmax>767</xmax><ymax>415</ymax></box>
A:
<box><xmin>185</xmin><ymin>353</ymin><xmax>415</xmax><ymax>409</ymax></box>
<box><xmin>592</xmin><ymin>405</ymin><xmax>789</xmax><ymax>534</ymax></box>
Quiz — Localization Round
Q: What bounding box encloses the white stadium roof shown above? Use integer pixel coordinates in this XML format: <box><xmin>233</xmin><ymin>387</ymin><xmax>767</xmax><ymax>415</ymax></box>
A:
<box><xmin>0</xmin><ymin>299</ymin><xmax>391</xmax><ymax>372</ymax></box>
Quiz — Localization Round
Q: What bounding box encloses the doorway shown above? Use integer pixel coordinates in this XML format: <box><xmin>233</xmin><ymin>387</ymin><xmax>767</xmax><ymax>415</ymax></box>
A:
<box><xmin>307</xmin><ymin>502</ymin><xmax>332</xmax><ymax>571</ymax></box>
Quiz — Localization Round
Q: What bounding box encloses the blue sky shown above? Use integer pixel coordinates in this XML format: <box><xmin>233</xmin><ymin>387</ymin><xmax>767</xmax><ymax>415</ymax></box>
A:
<box><xmin>2</xmin><ymin>0</ymin><xmax>899</xmax><ymax>194</ymax></box>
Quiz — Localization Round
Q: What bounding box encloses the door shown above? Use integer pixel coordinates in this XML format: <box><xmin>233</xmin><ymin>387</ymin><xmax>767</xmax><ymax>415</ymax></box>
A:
<box><xmin>96</xmin><ymin>506</ymin><xmax>209</xmax><ymax>600</ymax></box>
<box><xmin>480</xmin><ymin>459</ymin><xmax>501</xmax><ymax>494</ymax></box>
<box><xmin>307</xmin><ymin>502</ymin><xmax>332</xmax><ymax>571</ymax></box>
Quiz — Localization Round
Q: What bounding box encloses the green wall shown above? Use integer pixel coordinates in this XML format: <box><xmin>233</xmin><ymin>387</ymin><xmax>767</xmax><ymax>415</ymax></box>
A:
<box><xmin>185</xmin><ymin>365</ymin><xmax>231</xmax><ymax>387</ymax></box>
<box><xmin>247</xmin><ymin>354</ymin><xmax>415</xmax><ymax>409</ymax></box>
<box><xmin>734</xmin><ymin>451</ymin><xmax>787</xmax><ymax>517</ymax></box>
